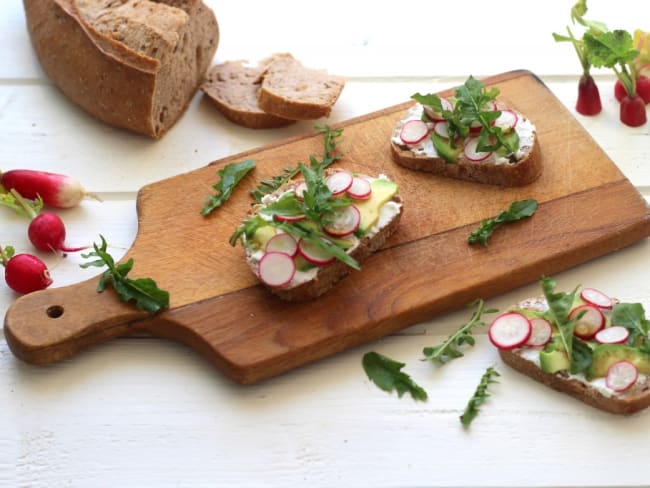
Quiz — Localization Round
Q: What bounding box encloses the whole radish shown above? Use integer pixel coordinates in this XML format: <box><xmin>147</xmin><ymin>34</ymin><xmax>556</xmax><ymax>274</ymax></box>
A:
<box><xmin>615</xmin><ymin>75</ymin><xmax>650</xmax><ymax>104</ymax></box>
<box><xmin>1</xmin><ymin>245</ymin><xmax>52</xmax><ymax>294</ymax></box>
<box><xmin>620</xmin><ymin>94</ymin><xmax>647</xmax><ymax>127</ymax></box>
<box><xmin>0</xmin><ymin>169</ymin><xmax>96</xmax><ymax>208</ymax></box>
<box><xmin>28</xmin><ymin>212</ymin><xmax>88</xmax><ymax>253</ymax></box>
<box><xmin>576</xmin><ymin>74</ymin><xmax>602</xmax><ymax>115</ymax></box>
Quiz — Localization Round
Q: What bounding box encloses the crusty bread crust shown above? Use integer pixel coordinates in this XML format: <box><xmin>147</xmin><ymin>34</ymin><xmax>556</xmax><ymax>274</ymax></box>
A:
<box><xmin>23</xmin><ymin>0</ymin><xmax>219</xmax><ymax>138</ymax></box>
<box><xmin>499</xmin><ymin>348</ymin><xmax>650</xmax><ymax>415</ymax></box>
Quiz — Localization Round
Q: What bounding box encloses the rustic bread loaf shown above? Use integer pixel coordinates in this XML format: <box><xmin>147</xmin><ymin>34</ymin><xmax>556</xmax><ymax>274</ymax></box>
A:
<box><xmin>23</xmin><ymin>0</ymin><xmax>219</xmax><ymax>138</ymax></box>
<box><xmin>201</xmin><ymin>59</ymin><xmax>296</xmax><ymax>129</ymax></box>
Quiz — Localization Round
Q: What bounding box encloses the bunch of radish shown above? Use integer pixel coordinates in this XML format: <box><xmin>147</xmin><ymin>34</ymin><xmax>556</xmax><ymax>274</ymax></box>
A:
<box><xmin>0</xmin><ymin>168</ymin><xmax>94</xmax><ymax>294</ymax></box>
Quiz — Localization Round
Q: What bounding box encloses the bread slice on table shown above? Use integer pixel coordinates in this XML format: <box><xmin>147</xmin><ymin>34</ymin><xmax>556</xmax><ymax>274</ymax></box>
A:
<box><xmin>23</xmin><ymin>0</ymin><xmax>219</xmax><ymax>138</ymax></box>
<box><xmin>390</xmin><ymin>101</ymin><xmax>542</xmax><ymax>187</ymax></box>
<box><xmin>257</xmin><ymin>56</ymin><xmax>346</xmax><ymax>120</ymax></box>
<box><xmin>201</xmin><ymin>59</ymin><xmax>296</xmax><ymax>129</ymax></box>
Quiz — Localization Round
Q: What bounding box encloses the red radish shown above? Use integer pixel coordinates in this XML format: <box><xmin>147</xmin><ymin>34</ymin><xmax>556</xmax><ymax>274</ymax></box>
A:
<box><xmin>433</xmin><ymin>121</ymin><xmax>450</xmax><ymax>139</ymax></box>
<box><xmin>595</xmin><ymin>326</ymin><xmax>630</xmax><ymax>345</ymax></box>
<box><xmin>298</xmin><ymin>238</ymin><xmax>335</xmax><ymax>266</ymax></box>
<box><xmin>399</xmin><ymin>120</ymin><xmax>429</xmax><ymax>145</ymax></box>
<box><xmin>0</xmin><ymin>169</ymin><xmax>96</xmax><ymax>209</ymax></box>
<box><xmin>326</xmin><ymin>171</ymin><xmax>354</xmax><ymax>195</ymax></box>
<box><xmin>580</xmin><ymin>287</ymin><xmax>614</xmax><ymax>309</ymax></box>
<box><xmin>423</xmin><ymin>97</ymin><xmax>454</xmax><ymax>121</ymax></box>
<box><xmin>605</xmin><ymin>361</ymin><xmax>638</xmax><ymax>392</ymax></box>
<box><xmin>488</xmin><ymin>312</ymin><xmax>532</xmax><ymax>350</ymax></box>
<box><xmin>265</xmin><ymin>233</ymin><xmax>298</xmax><ymax>257</ymax></box>
<box><xmin>347</xmin><ymin>177</ymin><xmax>372</xmax><ymax>200</ymax></box>
<box><xmin>4</xmin><ymin>253</ymin><xmax>53</xmax><ymax>294</ymax></box>
<box><xmin>569</xmin><ymin>304</ymin><xmax>605</xmax><ymax>340</ymax></box>
<box><xmin>323</xmin><ymin>205</ymin><xmax>361</xmax><ymax>237</ymax></box>
<box><xmin>575</xmin><ymin>74</ymin><xmax>602</xmax><ymax>116</ymax></box>
<box><xmin>28</xmin><ymin>212</ymin><xmax>88</xmax><ymax>253</ymax></box>
<box><xmin>615</xmin><ymin>75</ymin><xmax>650</xmax><ymax>104</ymax></box>
<box><xmin>294</xmin><ymin>181</ymin><xmax>307</xmax><ymax>201</ymax></box>
<box><xmin>273</xmin><ymin>213</ymin><xmax>305</xmax><ymax>223</ymax></box>
<box><xmin>463</xmin><ymin>137</ymin><xmax>492</xmax><ymax>162</ymax></box>
<box><xmin>620</xmin><ymin>95</ymin><xmax>647</xmax><ymax>127</ymax></box>
<box><xmin>525</xmin><ymin>317</ymin><xmax>553</xmax><ymax>347</ymax></box>
<box><xmin>257</xmin><ymin>251</ymin><xmax>295</xmax><ymax>288</ymax></box>
<box><xmin>494</xmin><ymin>109</ymin><xmax>518</xmax><ymax>130</ymax></box>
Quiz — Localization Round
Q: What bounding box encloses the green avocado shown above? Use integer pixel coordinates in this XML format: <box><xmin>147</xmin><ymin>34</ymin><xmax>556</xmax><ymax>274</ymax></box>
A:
<box><xmin>540</xmin><ymin>349</ymin><xmax>570</xmax><ymax>374</ymax></box>
<box><xmin>355</xmin><ymin>178</ymin><xmax>399</xmax><ymax>235</ymax></box>
<box><xmin>587</xmin><ymin>344</ymin><xmax>650</xmax><ymax>379</ymax></box>
<box><xmin>431</xmin><ymin>132</ymin><xmax>460</xmax><ymax>164</ymax></box>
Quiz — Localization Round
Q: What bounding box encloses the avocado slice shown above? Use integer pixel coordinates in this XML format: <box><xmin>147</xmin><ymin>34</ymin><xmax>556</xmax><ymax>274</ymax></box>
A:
<box><xmin>587</xmin><ymin>344</ymin><xmax>650</xmax><ymax>379</ymax></box>
<box><xmin>251</xmin><ymin>225</ymin><xmax>276</xmax><ymax>249</ymax></box>
<box><xmin>539</xmin><ymin>349</ymin><xmax>570</xmax><ymax>374</ymax></box>
<box><xmin>431</xmin><ymin>132</ymin><xmax>460</xmax><ymax>164</ymax></box>
<box><xmin>355</xmin><ymin>179</ymin><xmax>399</xmax><ymax>235</ymax></box>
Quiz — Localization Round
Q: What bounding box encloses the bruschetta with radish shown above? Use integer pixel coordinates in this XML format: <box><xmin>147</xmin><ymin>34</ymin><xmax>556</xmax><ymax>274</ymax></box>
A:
<box><xmin>230</xmin><ymin>167</ymin><xmax>402</xmax><ymax>301</ymax></box>
<box><xmin>391</xmin><ymin>76</ymin><xmax>543</xmax><ymax>187</ymax></box>
<box><xmin>490</xmin><ymin>277</ymin><xmax>650</xmax><ymax>415</ymax></box>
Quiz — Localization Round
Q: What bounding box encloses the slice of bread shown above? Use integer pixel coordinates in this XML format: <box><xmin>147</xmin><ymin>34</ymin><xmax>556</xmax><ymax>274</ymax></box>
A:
<box><xmin>257</xmin><ymin>56</ymin><xmax>346</xmax><ymax>120</ymax></box>
<box><xmin>23</xmin><ymin>0</ymin><xmax>219</xmax><ymax>138</ymax></box>
<box><xmin>201</xmin><ymin>59</ymin><xmax>296</xmax><ymax>129</ymax></box>
<box><xmin>391</xmin><ymin>103</ymin><xmax>543</xmax><ymax>187</ymax></box>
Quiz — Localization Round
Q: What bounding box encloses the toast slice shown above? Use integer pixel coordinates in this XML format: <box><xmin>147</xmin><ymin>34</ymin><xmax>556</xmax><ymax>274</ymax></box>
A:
<box><xmin>491</xmin><ymin>280</ymin><xmax>650</xmax><ymax>415</ymax></box>
<box><xmin>391</xmin><ymin>77</ymin><xmax>542</xmax><ymax>187</ymax></box>
<box><xmin>231</xmin><ymin>172</ymin><xmax>402</xmax><ymax>301</ymax></box>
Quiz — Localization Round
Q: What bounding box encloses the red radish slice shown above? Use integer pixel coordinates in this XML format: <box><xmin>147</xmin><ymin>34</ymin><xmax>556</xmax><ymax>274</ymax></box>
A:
<box><xmin>569</xmin><ymin>304</ymin><xmax>605</xmax><ymax>340</ymax></box>
<box><xmin>488</xmin><ymin>312</ymin><xmax>532</xmax><ymax>350</ymax></box>
<box><xmin>580</xmin><ymin>287</ymin><xmax>614</xmax><ymax>309</ymax></box>
<box><xmin>265</xmin><ymin>233</ymin><xmax>298</xmax><ymax>257</ymax></box>
<box><xmin>347</xmin><ymin>177</ymin><xmax>372</xmax><ymax>200</ymax></box>
<box><xmin>525</xmin><ymin>317</ymin><xmax>553</xmax><ymax>347</ymax></box>
<box><xmin>298</xmin><ymin>238</ymin><xmax>335</xmax><ymax>266</ymax></box>
<box><xmin>294</xmin><ymin>181</ymin><xmax>307</xmax><ymax>201</ymax></box>
<box><xmin>399</xmin><ymin>120</ymin><xmax>429</xmax><ymax>145</ymax></box>
<box><xmin>595</xmin><ymin>326</ymin><xmax>630</xmax><ymax>345</ymax></box>
<box><xmin>605</xmin><ymin>361</ymin><xmax>638</xmax><ymax>392</ymax></box>
<box><xmin>258</xmin><ymin>252</ymin><xmax>296</xmax><ymax>288</ymax></box>
<box><xmin>326</xmin><ymin>171</ymin><xmax>354</xmax><ymax>195</ymax></box>
<box><xmin>274</xmin><ymin>213</ymin><xmax>305</xmax><ymax>223</ymax></box>
<box><xmin>469</xmin><ymin>120</ymin><xmax>483</xmax><ymax>134</ymax></box>
<box><xmin>323</xmin><ymin>205</ymin><xmax>361</xmax><ymax>237</ymax></box>
<box><xmin>463</xmin><ymin>137</ymin><xmax>492</xmax><ymax>162</ymax></box>
<box><xmin>433</xmin><ymin>121</ymin><xmax>450</xmax><ymax>139</ymax></box>
<box><xmin>423</xmin><ymin>97</ymin><xmax>454</xmax><ymax>121</ymax></box>
<box><xmin>494</xmin><ymin>109</ymin><xmax>518</xmax><ymax>130</ymax></box>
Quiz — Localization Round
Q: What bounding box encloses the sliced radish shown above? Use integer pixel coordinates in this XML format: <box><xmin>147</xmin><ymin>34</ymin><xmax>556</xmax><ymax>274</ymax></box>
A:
<box><xmin>326</xmin><ymin>171</ymin><xmax>354</xmax><ymax>195</ymax></box>
<box><xmin>423</xmin><ymin>97</ymin><xmax>454</xmax><ymax>121</ymax></box>
<box><xmin>323</xmin><ymin>205</ymin><xmax>361</xmax><ymax>237</ymax></box>
<box><xmin>294</xmin><ymin>181</ymin><xmax>307</xmax><ymax>201</ymax></box>
<box><xmin>605</xmin><ymin>361</ymin><xmax>638</xmax><ymax>392</ymax></box>
<box><xmin>274</xmin><ymin>213</ymin><xmax>305</xmax><ymax>223</ymax></box>
<box><xmin>347</xmin><ymin>177</ymin><xmax>372</xmax><ymax>200</ymax></box>
<box><xmin>258</xmin><ymin>252</ymin><xmax>296</xmax><ymax>288</ymax></box>
<box><xmin>580</xmin><ymin>287</ymin><xmax>614</xmax><ymax>310</ymax></box>
<box><xmin>399</xmin><ymin>119</ymin><xmax>429</xmax><ymax>145</ymax></box>
<box><xmin>265</xmin><ymin>233</ymin><xmax>298</xmax><ymax>257</ymax></box>
<box><xmin>433</xmin><ymin>121</ymin><xmax>450</xmax><ymax>139</ymax></box>
<box><xmin>595</xmin><ymin>326</ymin><xmax>630</xmax><ymax>345</ymax></box>
<box><xmin>298</xmin><ymin>238</ymin><xmax>335</xmax><ymax>266</ymax></box>
<box><xmin>488</xmin><ymin>312</ymin><xmax>532</xmax><ymax>350</ymax></box>
<box><xmin>463</xmin><ymin>137</ymin><xmax>492</xmax><ymax>162</ymax></box>
<box><xmin>469</xmin><ymin>120</ymin><xmax>483</xmax><ymax>134</ymax></box>
<box><xmin>569</xmin><ymin>304</ymin><xmax>605</xmax><ymax>340</ymax></box>
<box><xmin>494</xmin><ymin>109</ymin><xmax>518</xmax><ymax>130</ymax></box>
<box><xmin>525</xmin><ymin>317</ymin><xmax>553</xmax><ymax>347</ymax></box>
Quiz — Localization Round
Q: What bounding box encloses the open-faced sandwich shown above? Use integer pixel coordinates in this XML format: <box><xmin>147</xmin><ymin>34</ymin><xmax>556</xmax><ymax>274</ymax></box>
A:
<box><xmin>230</xmin><ymin>164</ymin><xmax>402</xmax><ymax>301</ymax></box>
<box><xmin>391</xmin><ymin>76</ymin><xmax>542</xmax><ymax>187</ymax></box>
<box><xmin>489</xmin><ymin>277</ymin><xmax>650</xmax><ymax>415</ymax></box>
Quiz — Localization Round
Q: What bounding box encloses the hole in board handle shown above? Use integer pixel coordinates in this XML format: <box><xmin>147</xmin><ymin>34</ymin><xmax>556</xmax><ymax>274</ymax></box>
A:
<box><xmin>46</xmin><ymin>305</ymin><xmax>64</xmax><ymax>319</ymax></box>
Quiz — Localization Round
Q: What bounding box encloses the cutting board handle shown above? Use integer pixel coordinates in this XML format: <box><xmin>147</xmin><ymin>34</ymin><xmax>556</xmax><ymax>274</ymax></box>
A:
<box><xmin>3</xmin><ymin>279</ymin><xmax>149</xmax><ymax>364</ymax></box>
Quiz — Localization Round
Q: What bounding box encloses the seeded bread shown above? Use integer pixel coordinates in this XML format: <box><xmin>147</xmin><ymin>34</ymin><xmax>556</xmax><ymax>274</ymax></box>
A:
<box><xmin>201</xmin><ymin>59</ymin><xmax>296</xmax><ymax>129</ymax></box>
<box><xmin>390</xmin><ymin>107</ymin><xmax>543</xmax><ymax>187</ymax></box>
<box><xmin>257</xmin><ymin>56</ymin><xmax>346</xmax><ymax>120</ymax></box>
<box><xmin>23</xmin><ymin>0</ymin><xmax>219</xmax><ymax>138</ymax></box>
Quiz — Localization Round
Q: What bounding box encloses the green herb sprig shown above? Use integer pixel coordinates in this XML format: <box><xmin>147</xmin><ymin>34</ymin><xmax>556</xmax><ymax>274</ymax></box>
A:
<box><xmin>468</xmin><ymin>199</ymin><xmax>538</xmax><ymax>247</ymax></box>
<box><xmin>362</xmin><ymin>351</ymin><xmax>428</xmax><ymax>401</ymax></box>
<box><xmin>612</xmin><ymin>303</ymin><xmax>650</xmax><ymax>352</ymax></box>
<box><xmin>460</xmin><ymin>366</ymin><xmax>500</xmax><ymax>427</ymax></box>
<box><xmin>80</xmin><ymin>235</ymin><xmax>169</xmax><ymax>315</ymax></box>
<box><xmin>0</xmin><ymin>188</ymin><xmax>43</xmax><ymax>218</ymax></box>
<box><xmin>423</xmin><ymin>299</ymin><xmax>498</xmax><ymax>365</ymax></box>
<box><xmin>201</xmin><ymin>160</ymin><xmax>256</xmax><ymax>216</ymax></box>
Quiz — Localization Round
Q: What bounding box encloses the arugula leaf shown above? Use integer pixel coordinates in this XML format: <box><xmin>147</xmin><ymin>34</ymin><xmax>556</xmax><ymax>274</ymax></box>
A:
<box><xmin>468</xmin><ymin>199</ymin><xmax>538</xmax><ymax>247</ymax></box>
<box><xmin>571</xmin><ymin>339</ymin><xmax>593</xmax><ymax>375</ymax></box>
<box><xmin>80</xmin><ymin>235</ymin><xmax>170</xmax><ymax>315</ymax></box>
<box><xmin>584</xmin><ymin>30</ymin><xmax>639</xmax><ymax>96</ymax></box>
<box><xmin>201</xmin><ymin>160</ymin><xmax>256</xmax><ymax>216</ymax></box>
<box><xmin>460</xmin><ymin>367</ymin><xmax>500</xmax><ymax>427</ymax></box>
<box><xmin>362</xmin><ymin>351</ymin><xmax>428</xmax><ymax>401</ymax></box>
<box><xmin>612</xmin><ymin>303</ymin><xmax>650</xmax><ymax>352</ymax></box>
<box><xmin>423</xmin><ymin>299</ymin><xmax>498</xmax><ymax>365</ymax></box>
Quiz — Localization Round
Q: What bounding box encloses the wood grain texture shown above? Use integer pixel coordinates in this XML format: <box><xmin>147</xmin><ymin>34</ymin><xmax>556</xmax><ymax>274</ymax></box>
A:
<box><xmin>4</xmin><ymin>70</ymin><xmax>650</xmax><ymax>383</ymax></box>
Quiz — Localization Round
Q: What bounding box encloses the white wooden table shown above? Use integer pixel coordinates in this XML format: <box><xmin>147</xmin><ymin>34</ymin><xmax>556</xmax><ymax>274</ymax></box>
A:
<box><xmin>2</xmin><ymin>1</ymin><xmax>650</xmax><ymax>486</ymax></box>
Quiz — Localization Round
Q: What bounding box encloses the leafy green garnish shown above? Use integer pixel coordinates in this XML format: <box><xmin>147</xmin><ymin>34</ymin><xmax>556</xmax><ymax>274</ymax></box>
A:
<box><xmin>0</xmin><ymin>188</ymin><xmax>43</xmax><ymax>219</ymax></box>
<box><xmin>468</xmin><ymin>199</ymin><xmax>538</xmax><ymax>247</ymax></box>
<box><xmin>423</xmin><ymin>299</ymin><xmax>498</xmax><ymax>365</ymax></box>
<box><xmin>80</xmin><ymin>235</ymin><xmax>169</xmax><ymax>315</ymax></box>
<box><xmin>460</xmin><ymin>366</ymin><xmax>500</xmax><ymax>427</ymax></box>
<box><xmin>362</xmin><ymin>351</ymin><xmax>428</xmax><ymax>401</ymax></box>
<box><xmin>201</xmin><ymin>160</ymin><xmax>256</xmax><ymax>216</ymax></box>
<box><xmin>612</xmin><ymin>303</ymin><xmax>650</xmax><ymax>352</ymax></box>
<box><xmin>0</xmin><ymin>244</ymin><xmax>16</xmax><ymax>266</ymax></box>
<box><xmin>584</xmin><ymin>30</ymin><xmax>640</xmax><ymax>97</ymax></box>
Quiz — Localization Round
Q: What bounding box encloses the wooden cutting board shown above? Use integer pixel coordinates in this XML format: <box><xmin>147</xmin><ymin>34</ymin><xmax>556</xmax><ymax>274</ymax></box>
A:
<box><xmin>5</xmin><ymin>70</ymin><xmax>650</xmax><ymax>383</ymax></box>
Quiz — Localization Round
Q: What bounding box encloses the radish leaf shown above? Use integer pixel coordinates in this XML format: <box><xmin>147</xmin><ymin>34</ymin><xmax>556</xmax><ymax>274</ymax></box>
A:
<box><xmin>460</xmin><ymin>366</ymin><xmax>500</xmax><ymax>427</ymax></box>
<box><xmin>362</xmin><ymin>351</ymin><xmax>428</xmax><ymax>401</ymax></box>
